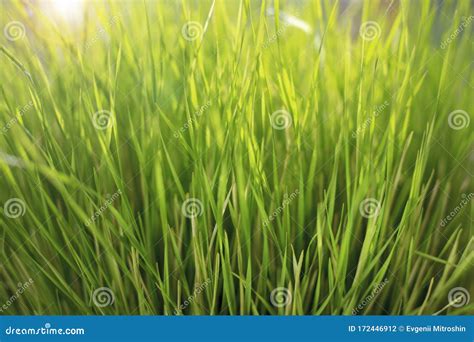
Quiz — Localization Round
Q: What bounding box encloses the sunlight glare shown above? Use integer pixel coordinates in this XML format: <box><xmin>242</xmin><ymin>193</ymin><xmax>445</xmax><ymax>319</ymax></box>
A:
<box><xmin>41</xmin><ymin>0</ymin><xmax>85</xmax><ymax>25</ymax></box>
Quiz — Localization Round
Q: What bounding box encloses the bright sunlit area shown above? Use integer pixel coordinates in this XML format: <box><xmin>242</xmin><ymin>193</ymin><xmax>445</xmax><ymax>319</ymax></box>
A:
<box><xmin>0</xmin><ymin>0</ymin><xmax>472</xmax><ymax>341</ymax></box>
<box><xmin>39</xmin><ymin>0</ymin><xmax>85</xmax><ymax>23</ymax></box>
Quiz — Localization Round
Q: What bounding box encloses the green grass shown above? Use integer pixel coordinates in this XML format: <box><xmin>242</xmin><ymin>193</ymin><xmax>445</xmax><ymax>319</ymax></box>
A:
<box><xmin>0</xmin><ymin>0</ymin><xmax>472</xmax><ymax>315</ymax></box>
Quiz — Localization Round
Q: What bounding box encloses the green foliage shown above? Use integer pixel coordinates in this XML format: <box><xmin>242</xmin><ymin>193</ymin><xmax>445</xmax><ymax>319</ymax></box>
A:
<box><xmin>0</xmin><ymin>0</ymin><xmax>472</xmax><ymax>315</ymax></box>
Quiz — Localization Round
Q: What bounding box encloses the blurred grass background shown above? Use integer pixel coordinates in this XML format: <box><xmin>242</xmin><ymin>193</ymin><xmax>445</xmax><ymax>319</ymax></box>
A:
<box><xmin>0</xmin><ymin>0</ymin><xmax>472</xmax><ymax>315</ymax></box>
